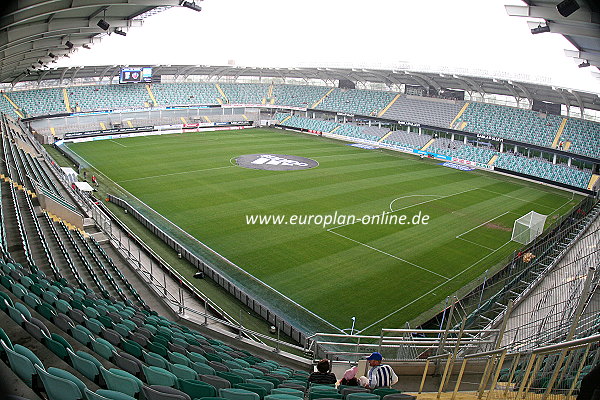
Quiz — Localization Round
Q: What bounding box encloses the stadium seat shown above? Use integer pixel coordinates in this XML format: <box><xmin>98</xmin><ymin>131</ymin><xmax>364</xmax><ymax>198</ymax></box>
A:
<box><xmin>142</xmin><ymin>385</ymin><xmax>192</xmax><ymax>400</ymax></box>
<box><xmin>219</xmin><ymin>388</ymin><xmax>260</xmax><ymax>400</ymax></box>
<box><xmin>100</xmin><ymin>367</ymin><xmax>143</xmax><ymax>398</ymax></box>
<box><xmin>35</xmin><ymin>365</ymin><xmax>85</xmax><ymax>400</ymax></box>
<box><xmin>178</xmin><ymin>378</ymin><xmax>218</xmax><ymax>399</ymax></box>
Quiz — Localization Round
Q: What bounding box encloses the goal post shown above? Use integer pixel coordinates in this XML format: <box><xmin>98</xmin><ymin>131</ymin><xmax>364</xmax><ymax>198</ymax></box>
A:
<box><xmin>511</xmin><ymin>211</ymin><xmax>548</xmax><ymax>245</ymax></box>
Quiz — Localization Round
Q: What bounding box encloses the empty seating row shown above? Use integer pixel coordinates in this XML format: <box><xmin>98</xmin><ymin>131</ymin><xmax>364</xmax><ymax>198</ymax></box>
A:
<box><xmin>381</xmin><ymin>131</ymin><xmax>432</xmax><ymax>150</ymax></box>
<box><xmin>316</xmin><ymin>88</ymin><xmax>396</xmax><ymax>117</ymax></box>
<box><xmin>456</xmin><ymin>102</ymin><xmax>562</xmax><ymax>150</ymax></box>
<box><xmin>0</xmin><ymin>258</ymin><xmax>310</xmax><ymax>400</ymax></box>
<box><xmin>271</xmin><ymin>85</ymin><xmax>331</xmax><ymax>108</ymax></box>
<box><xmin>381</xmin><ymin>95</ymin><xmax>465</xmax><ymax>128</ymax></box>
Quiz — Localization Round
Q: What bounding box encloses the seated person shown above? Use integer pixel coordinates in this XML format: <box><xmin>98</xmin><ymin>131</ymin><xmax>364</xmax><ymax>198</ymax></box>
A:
<box><xmin>361</xmin><ymin>352</ymin><xmax>398</xmax><ymax>389</ymax></box>
<box><xmin>339</xmin><ymin>366</ymin><xmax>360</xmax><ymax>386</ymax></box>
<box><xmin>308</xmin><ymin>359</ymin><xmax>337</xmax><ymax>385</ymax></box>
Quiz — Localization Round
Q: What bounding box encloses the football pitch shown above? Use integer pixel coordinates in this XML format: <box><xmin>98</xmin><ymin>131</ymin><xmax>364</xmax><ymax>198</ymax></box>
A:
<box><xmin>66</xmin><ymin>128</ymin><xmax>581</xmax><ymax>333</ymax></box>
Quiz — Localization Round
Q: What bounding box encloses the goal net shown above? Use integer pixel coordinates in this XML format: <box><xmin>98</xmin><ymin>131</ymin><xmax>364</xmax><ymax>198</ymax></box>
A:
<box><xmin>511</xmin><ymin>211</ymin><xmax>548</xmax><ymax>245</ymax></box>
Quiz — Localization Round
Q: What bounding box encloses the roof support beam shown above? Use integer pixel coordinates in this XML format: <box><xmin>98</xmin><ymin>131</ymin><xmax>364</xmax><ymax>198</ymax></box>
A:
<box><xmin>505</xmin><ymin>5</ymin><xmax>597</xmax><ymax>24</ymax></box>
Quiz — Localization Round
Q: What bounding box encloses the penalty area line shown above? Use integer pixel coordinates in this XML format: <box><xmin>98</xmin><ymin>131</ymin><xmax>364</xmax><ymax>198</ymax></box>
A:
<box><xmin>356</xmin><ymin>238</ymin><xmax>514</xmax><ymax>333</ymax></box>
<box><xmin>327</xmin><ymin>229</ymin><xmax>451</xmax><ymax>280</ymax></box>
<box><xmin>456</xmin><ymin>211</ymin><xmax>511</xmax><ymax>239</ymax></box>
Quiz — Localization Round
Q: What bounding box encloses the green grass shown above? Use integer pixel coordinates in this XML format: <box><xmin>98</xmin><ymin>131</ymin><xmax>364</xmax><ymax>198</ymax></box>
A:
<box><xmin>65</xmin><ymin>128</ymin><xmax>581</xmax><ymax>333</ymax></box>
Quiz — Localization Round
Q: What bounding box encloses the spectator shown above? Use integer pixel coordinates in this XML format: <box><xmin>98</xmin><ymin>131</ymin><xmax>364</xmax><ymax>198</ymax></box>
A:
<box><xmin>308</xmin><ymin>359</ymin><xmax>337</xmax><ymax>385</ymax></box>
<box><xmin>361</xmin><ymin>352</ymin><xmax>398</xmax><ymax>389</ymax></box>
<box><xmin>340</xmin><ymin>366</ymin><xmax>360</xmax><ymax>386</ymax></box>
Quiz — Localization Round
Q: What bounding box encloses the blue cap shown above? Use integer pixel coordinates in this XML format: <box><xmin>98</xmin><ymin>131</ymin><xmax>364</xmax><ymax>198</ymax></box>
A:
<box><xmin>367</xmin><ymin>352</ymin><xmax>383</xmax><ymax>361</ymax></box>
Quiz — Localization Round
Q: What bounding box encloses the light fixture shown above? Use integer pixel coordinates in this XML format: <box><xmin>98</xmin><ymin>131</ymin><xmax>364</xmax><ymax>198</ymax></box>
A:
<box><xmin>578</xmin><ymin>60</ymin><xmax>590</xmax><ymax>68</ymax></box>
<box><xmin>181</xmin><ymin>1</ymin><xmax>202</xmax><ymax>12</ymax></box>
<box><xmin>114</xmin><ymin>28</ymin><xmax>126</xmax><ymax>36</ymax></box>
<box><xmin>557</xmin><ymin>0</ymin><xmax>580</xmax><ymax>17</ymax></box>
<box><xmin>531</xmin><ymin>24</ymin><xmax>550</xmax><ymax>34</ymax></box>
<box><xmin>38</xmin><ymin>60</ymin><xmax>44</xmax><ymax>65</ymax></box>
<box><xmin>65</xmin><ymin>40</ymin><xmax>74</xmax><ymax>49</ymax></box>
<box><xmin>49</xmin><ymin>52</ymin><xmax>56</xmax><ymax>58</ymax></box>
<box><xmin>97</xmin><ymin>19</ymin><xmax>110</xmax><ymax>30</ymax></box>
<box><xmin>82</xmin><ymin>44</ymin><xmax>91</xmax><ymax>49</ymax></box>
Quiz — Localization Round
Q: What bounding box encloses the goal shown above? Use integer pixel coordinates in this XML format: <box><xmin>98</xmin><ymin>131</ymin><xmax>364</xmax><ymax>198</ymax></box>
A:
<box><xmin>511</xmin><ymin>211</ymin><xmax>548</xmax><ymax>245</ymax></box>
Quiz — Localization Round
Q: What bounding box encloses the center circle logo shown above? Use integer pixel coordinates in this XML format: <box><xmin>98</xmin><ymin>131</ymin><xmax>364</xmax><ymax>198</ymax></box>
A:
<box><xmin>236</xmin><ymin>154</ymin><xmax>318</xmax><ymax>171</ymax></box>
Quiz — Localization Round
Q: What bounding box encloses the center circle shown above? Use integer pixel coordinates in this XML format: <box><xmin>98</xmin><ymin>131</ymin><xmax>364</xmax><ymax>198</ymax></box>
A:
<box><xmin>235</xmin><ymin>154</ymin><xmax>319</xmax><ymax>171</ymax></box>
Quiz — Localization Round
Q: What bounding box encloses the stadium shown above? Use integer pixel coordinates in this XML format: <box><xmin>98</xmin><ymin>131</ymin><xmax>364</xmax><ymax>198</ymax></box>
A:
<box><xmin>0</xmin><ymin>1</ymin><xmax>599</xmax><ymax>400</ymax></box>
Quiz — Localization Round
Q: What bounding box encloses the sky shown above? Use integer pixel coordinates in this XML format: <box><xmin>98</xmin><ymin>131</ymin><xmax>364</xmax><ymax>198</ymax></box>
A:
<box><xmin>54</xmin><ymin>0</ymin><xmax>600</xmax><ymax>94</ymax></box>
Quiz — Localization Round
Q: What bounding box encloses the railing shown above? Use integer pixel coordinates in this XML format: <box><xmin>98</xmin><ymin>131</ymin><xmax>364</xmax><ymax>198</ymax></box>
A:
<box><xmin>307</xmin><ymin>325</ymin><xmax>503</xmax><ymax>363</ymax></box>
<box><xmin>419</xmin><ymin>333</ymin><xmax>600</xmax><ymax>400</ymax></box>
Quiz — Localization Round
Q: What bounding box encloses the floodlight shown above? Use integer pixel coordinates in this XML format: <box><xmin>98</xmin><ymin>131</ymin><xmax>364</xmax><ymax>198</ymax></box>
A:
<box><xmin>557</xmin><ymin>0</ymin><xmax>579</xmax><ymax>17</ymax></box>
<box><xmin>181</xmin><ymin>1</ymin><xmax>202</xmax><ymax>12</ymax></box>
<box><xmin>97</xmin><ymin>19</ymin><xmax>110</xmax><ymax>30</ymax></box>
<box><xmin>531</xmin><ymin>24</ymin><xmax>550</xmax><ymax>34</ymax></box>
<box><xmin>578</xmin><ymin>60</ymin><xmax>590</xmax><ymax>68</ymax></box>
<box><xmin>65</xmin><ymin>41</ymin><xmax>74</xmax><ymax>49</ymax></box>
<box><xmin>49</xmin><ymin>53</ymin><xmax>56</xmax><ymax>58</ymax></box>
<box><xmin>82</xmin><ymin>44</ymin><xmax>91</xmax><ymax>49</ymax></box>
<box><xmin>114</xmin><ymin>28</ymin><xmax>127</xmax><ymax>36</ymax></box>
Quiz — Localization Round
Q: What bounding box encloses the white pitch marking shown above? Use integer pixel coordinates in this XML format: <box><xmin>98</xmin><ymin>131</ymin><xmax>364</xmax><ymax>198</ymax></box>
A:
<box><xmin>110</xmin><ymin>140</ymin><xmax>127</xmax><ymax>148</ymax></box>
<box><xmin>456</xmin><ymin>236</ymin><xmax>497</xmax><ymax>251</ymax></box>
<box><xmin>328</xmin><ymin>229</ymin><xmax>451</xmax><ymax>280</ymax></box>
<box><xmin>357</xmin><ymin>239</ymin><xmax>514</xmax><ymax>333</ymax></box>
<box><xmin>456</xmin><ymin>211</ymin><xmax>511</xmax><ymax>238</ymax></box>
<box><xmin>118</xmin><ymin>165</ymin><xmax>234</xmax><ymax>183</ymax></box>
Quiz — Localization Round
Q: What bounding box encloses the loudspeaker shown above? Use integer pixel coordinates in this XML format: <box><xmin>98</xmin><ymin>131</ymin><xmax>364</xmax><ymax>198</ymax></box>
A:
<box><xmin>557</xmin><ymin>0</ymin><xmax>580</xmax><ymax>17</ymax></box>
<box><xmin>193</xmin><ymin>272</ymin><xmax>204</xmax><ymax>279</ymax></box>
<box><xmin>97</xmin><ymin>19</ymin><xmax>110</xmax><ymax>30</ymax></box>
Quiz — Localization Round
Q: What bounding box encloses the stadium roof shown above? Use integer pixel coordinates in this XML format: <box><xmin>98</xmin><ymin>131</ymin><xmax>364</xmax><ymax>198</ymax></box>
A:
<box><xmin>8</xmin><ymin>64</ymin><xmax>600</xmax><ymax>113</ymax></box>
<box><xmin>506</xmin><ymin>0</ymin><xmax>600</xmax><ymax>72</ymax></box>
<box><xmin>0</xmin><ymin>0</ymin><xmax>181</xmax><ymax>84</ymax></box>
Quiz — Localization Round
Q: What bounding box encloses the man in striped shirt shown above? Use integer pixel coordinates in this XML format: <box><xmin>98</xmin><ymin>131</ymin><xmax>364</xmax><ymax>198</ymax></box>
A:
<box><xmin>365</xmin><ymin>352</ymin><xmax>398</xmax><ymax>389</ymax></box>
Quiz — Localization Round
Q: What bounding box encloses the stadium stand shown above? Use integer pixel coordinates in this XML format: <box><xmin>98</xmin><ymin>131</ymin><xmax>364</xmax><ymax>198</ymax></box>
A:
<box><xmin>495</xmin><ymin>153</ymin><xmax>592</xmax><ymax>189</ymax></box>
<box><xmin>381</xmin><ymin>95</ymin><xmax>465</xmax><ymax>127</ymax></box>
<box><xmin>271</xmin><ymin>85</ymin><xmax>330</xmax><ymax>108</ymax></box>
<box><xmin>9</xmin><ymin>88</ymin><xmax>66</xmax><ymax>117</ymax></box>
<box><xmin>428</xmin><ymin>138</ymin><xmax>498</xmax><ymax>164</ymax></box>
<box><xmin>220</xmin><ymin>84</ymin><xmax>269</xmax><ymax>105</ymax></box>
<box><xmin>380</xmin><ymin>131</ymin><xmax>432</xmax><ymax>150</ymax></box>
<box><xmin>152</xmin><ymin>83</ymin><xmax>220</xmax><ymax>106</ymax></box>
<box><xmin>67</xmin><ymin>85</ymin><xmax>148</xmax><ymax>112</ymax></box>
<box><xmin>315</xmin><ymin>88</ymin><xmax>396</xmax><ymax>116</ymax></box>
<box><xmin>454</xmin><ymin>102</ymin><xmax>563</xmax><ymax>148</ymax></box>
<box><xmin>560</xmin><ymin>117</ymin><xmax>600</xmax><ymax>159</ymax></box>
<box><xmin>0</xmin><ymin>82</ymin><xmax>597</xmax><ymax>163</ymax></box>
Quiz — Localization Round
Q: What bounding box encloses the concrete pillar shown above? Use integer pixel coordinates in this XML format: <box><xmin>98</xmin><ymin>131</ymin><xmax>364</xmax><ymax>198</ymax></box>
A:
<box><xmin>553</xmin><ymin>154</ymin><xmax>557</xmax><ymax>164</ymax></box>
<box><xmin>406</xmin><ymin>125</ymin><xmax>410</xmax><ymax>133</ymax></box>
<box><xmin>378</xmin><ymin>122</ymin><xmax>381</xmax><ymax>128</ymax></box>
<box><xmin>368</xmin><ymin>120</ymin><xmax>372</xmax><ymax>127</ymax></box>
<box><xmin>500</xmin><ymin>142</ymin><xmax>504</xmax><ymax>152</ymax></box>
<box><xmin>418</xmin><ymin>127</ymin><xmax>422</xmax><ymax>135</ymax></box>
<box><xmin>451</xmin><ymin>133</ymin><xmax>455</xmax><ymax>141</ymax></box>
<box><xmin>464</xmin><ymin>136</ymin><xmax>467</xmax><ymax>144</ymax></box>
<box><xmin>335</xmin><ymin>115</ymin><xmax>338</xmax><ymax>123</ymax></box>
<box><xmin>568</xmin><ymin>158</ymin><xmax>572</xmax><ymax>167</ymax></box>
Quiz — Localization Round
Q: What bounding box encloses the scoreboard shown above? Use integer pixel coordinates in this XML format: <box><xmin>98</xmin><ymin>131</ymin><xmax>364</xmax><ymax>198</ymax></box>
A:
<box><xmin>119</xmin><ymin>67</ymin><xmax>153</xmax><ymax>84</ymax></box>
